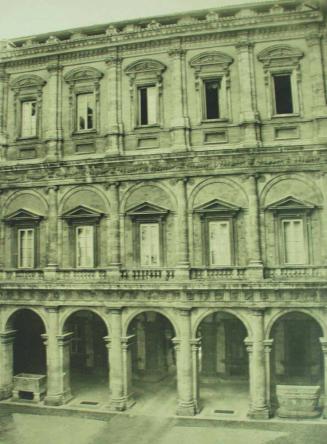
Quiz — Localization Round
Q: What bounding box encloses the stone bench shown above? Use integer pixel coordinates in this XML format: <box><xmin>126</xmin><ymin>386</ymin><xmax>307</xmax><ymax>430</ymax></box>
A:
<box><xmin>12</xmin><ymin>373</ymin><xmax>47</xmax><ymax>403</ymax></box>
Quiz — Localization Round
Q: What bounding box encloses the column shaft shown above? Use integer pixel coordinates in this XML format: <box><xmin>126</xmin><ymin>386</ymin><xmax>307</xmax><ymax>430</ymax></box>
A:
<box><xmin>45</xmin><ymin>63</ymin><xmax>63</xmax><ymax>161</ymax></box>
<box><xmin>246</xmin><ymin>310</ymin><xmax>269</xmax><ymax>419</ymax></box>
<box><xmin>169</xmin><ymin>48</ymin><xmax>190</xmax><ymax>150</ymax></box>
<box><xmin>106</xmin><ymin>55</ymin><xmax>122</xmax><ymax>155</ymax></box>
<box><xmin>44</xmin><ymin>308</ymin><xmax>72</xmax><ymax>406</ymax></box>
<box><xmin>306</xmin><ymin>33</ymin><xmax>327</xmax><ymax>115</ymax></box>
<box><xmin>0</xmin><ymin>67</ymin><xmax>8</xmax><ymax>159</ymax></box>
<box><xmin>0</xmin><ymin>330</ymin><xmax>16</xmax><ymax>399</ymax></box>
<box><xmin>246</xmin><ymin>175</ymin><xmax>263</xmax><ymax>278</ymax></box>
<box><xmin>107</xmin><ymin>183</ymin><xmax>121</xmax><ymax>272</ymax></box>
<box><xmin>319</xmin><ymin>338</ymin><xmax>327</xmax><ymax>419</ymax></box>
<box><xmin>175</xmin><ymin>309</ymin><xmax>196</xmax><ymax>416</ymax></box>
<box><xmin>46</xmin><ymin>187</ymin><xmax>58</xmax><ymax>270</ymax></box>
<box><xmin>107</xmin><ymin>309</ymin><xmax>125</xmax><ymax>411</ymax></box>
<box><xmin>176</xmin><ymin>178</ymin><xmax>189</xmax><ymax>276</ymax></box>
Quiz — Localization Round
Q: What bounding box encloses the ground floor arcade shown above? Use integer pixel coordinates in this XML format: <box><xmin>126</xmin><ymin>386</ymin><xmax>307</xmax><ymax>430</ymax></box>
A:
<box><xmin>0</xmin><ymin>305</ymin><xmax>326</xmax><ymax>419</ymax></box>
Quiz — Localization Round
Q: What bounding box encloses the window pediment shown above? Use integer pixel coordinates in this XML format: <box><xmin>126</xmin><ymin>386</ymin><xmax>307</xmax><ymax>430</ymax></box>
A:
<box><xmin>64</xmin><ymin>67</ymin><xmax>104</xmax><ymax>84</ymax></box>
<box><xmin>126</xmin><ymin>202</ymin><xmax>169</xmax><ymax>217</ymax></box>
<box><xmin>10</xmin><ymin>75</ymin><xmax>46</xmax><ymax>91</ymax></box>
<box><xmin>125</xmin><ymin>60</ymin><xmax>166</xmax><ymax>77</ymax></box>
<box><xmin>265</xmin><ymin>196</ymin><xmax>315</xmax><ymax>212</ymax></box>
<box><xmin>194</xmin><ymin>199</ymin><xmax>240</xmax><ymax>215</ymax></box>
<box><xmin>189</xmin><ymin>52</ymin><xmax>233</xmax><ymax>73</ymax></box>
<box><xmin>4</xmin><ymin>208</ymin><xmax>43</xmax><ymax>223</ymax></box>
<box><xmin>258</xmin><ymin>45</ymin><xmax>304</xmax><ymax>68</ymax></box>
<box><xmin>62</xmin><ymin>205</ymin><xmax>104</xmax><ymax>221</ymax></box>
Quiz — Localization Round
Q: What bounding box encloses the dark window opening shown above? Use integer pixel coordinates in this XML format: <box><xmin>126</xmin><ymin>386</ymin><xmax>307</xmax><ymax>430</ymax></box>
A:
<box><xmin>204</xmin><ymin>79</ymin><xmax>220</xmax><ymax>119</ymax></box>
<box><xmin>140</xmin><ymin>87</ymin><xmax>148</xmax><ymax>125</ymax></box>
<box><xmin>19</xmin><ymin>391</ymin><xmax>34</xmax><ymax>401</ymax></box>
<box><xmin>273</xmin><ymin>75</ymin><xmax>293</xmax><ymax>114</ymax></box>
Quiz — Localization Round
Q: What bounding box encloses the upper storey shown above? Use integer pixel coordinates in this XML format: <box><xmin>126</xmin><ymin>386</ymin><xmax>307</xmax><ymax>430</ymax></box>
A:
<box><xmin>0</xmin><ymin>0</ymin><xmax>327</xmax><ymax>164</ymax></box>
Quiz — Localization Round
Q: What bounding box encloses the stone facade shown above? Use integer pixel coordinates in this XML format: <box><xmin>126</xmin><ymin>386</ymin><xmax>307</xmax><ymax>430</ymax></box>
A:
<box><xmin>0</xmin><ymin>0</ymin><xmax>327</xmax><ymax>419</ymax></box>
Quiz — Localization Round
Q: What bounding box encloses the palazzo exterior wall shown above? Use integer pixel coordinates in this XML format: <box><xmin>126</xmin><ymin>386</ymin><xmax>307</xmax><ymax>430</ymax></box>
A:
<box><xmin>0</xmin><ymin>0</ymin><xmax>327</xmax><ymax>420</ymax></box>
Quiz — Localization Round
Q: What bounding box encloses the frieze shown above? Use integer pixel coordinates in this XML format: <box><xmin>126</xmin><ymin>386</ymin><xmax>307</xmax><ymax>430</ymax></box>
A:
<box><xmin>0</xmin><ymin>148</ymin><xmax>326</xmax><ymax>187</ymax></box>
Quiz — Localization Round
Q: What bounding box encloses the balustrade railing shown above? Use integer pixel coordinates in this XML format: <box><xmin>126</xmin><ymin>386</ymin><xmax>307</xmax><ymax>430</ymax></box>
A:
<box><xmin>120</xmin><ymin>269</ymin><xmax>175</xmax><ymax>280</ymax></box>
<box><xmin>2</xmin><ymin>269</ymin><xmax>45</xmax><ymax>280</ymax></box>
<box><xmin>264</xmin><ymin>266</ymin><xmax>327</xmax><ymax>279</ymax></box>
<box><xmin>190</xmin><ymin>267</ymin><xmax>247</xmax><ymax>280</ymax></box>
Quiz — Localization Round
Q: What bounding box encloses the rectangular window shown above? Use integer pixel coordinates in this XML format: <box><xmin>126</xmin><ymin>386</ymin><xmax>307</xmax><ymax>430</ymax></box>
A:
<box><xmin>77</xmin><ymin>93</ymin><xmax>94</xmax><ymax>131</ymax></box>
<box><xmin>76</xmin><ymin>225</ymin><xmax>94</xmax><ymax>268</ymax></box>
<box><xmin>204</xmin><ymin>79</ymin><xmax>220</xmax><ymax>119</ymax></box>
<box><xmin>208</xmin><ymin>220</ymin><xmax>231</xmax><ymax>266</ymax></box>
<box><xmin>140</xmin><ymin>223</ymin><xmax>160</xmax><ymax>266</ymax></box>
<box><xmin>21</xmin><ymin>101</ymin><xmax>37</xmax><ymax>137</ymax></box>
<box><xmin>283</xmin><ymin>219</ymin><xmax>305</xmax><ymax>264</ymax></box>
<box><xmin>18</xmin><ymin>228</ymin><xmax>35</xmax><ymax>268</ymax></box>
<box><xmin>273</xmin><ymin>74</ymin><xmax>293</xmax><ymax>114</ymax></box>
<box><xmin>138</xmin><ymin>86</ymin><xmax>157</xmax><ymax>125</ymax></box>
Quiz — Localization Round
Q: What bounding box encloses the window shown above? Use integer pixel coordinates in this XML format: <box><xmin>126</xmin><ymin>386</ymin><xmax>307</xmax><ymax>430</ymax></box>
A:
<box><xmin>273</xmin><ymin>75</ymin><xmax>293</xmax><ymax>115</ymax></box>
<box><xmin>21</xmin><ymin>101</ymin><xmax>37</xmax><ymax>137</ymax></box>
<box><xmin>282</xmin><ymin>219</ymin><xmax>305</xmax><ymax>265</ymax></box>
<box><xmin>204</xmin><ymin>79</ymin><xmax>220</xmax><ymax>119</ymax></box>
<box><xmin>76</xmin><ymin>225</ymin><xmax>94</xmax><ymax>268</ymax></box>
<box><xmin>208</xmin><ymin>220</ymin><xmax>231</xmax><ymax>266</ymax></box>
<box><xmin>18</xmin><ymin>228</ymin><xmax>35</xmax><ymax>268</ymax></box>
<box><xmin>138</xmin><ymin>86</ymin><xmax>157</xmax><ymax>125</ymax></box>
<box><xmin>140</xmin><ymin>223</ymin><xmax>160</xmax><ymax>266</ymax></box>
<box><xmin>76</xmin><ymin>93</ymin><xmax>94</xmax><ymax>131</ymax></box>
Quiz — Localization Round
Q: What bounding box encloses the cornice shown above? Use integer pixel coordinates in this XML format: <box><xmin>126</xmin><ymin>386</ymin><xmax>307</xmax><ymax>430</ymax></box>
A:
<box><xmin>0</xmin><ymin>9</ymin><xmax>322</xmax><ymax>68</ymax></box>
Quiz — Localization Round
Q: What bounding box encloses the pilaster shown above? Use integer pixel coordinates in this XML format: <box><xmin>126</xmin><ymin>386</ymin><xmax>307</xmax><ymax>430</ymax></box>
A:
<box><xmin>168</xmin><ymin>47</ymin><xmax>190</xmax><ymax>151</ymax></box>
<box><xmin>121</xmin><ymin>334</ymin><xmax>135</xmax><ymax>409</ymax></box>
<box><xmin>105</xmin><ymin>54</ymin><xmax>123</xmax><ymax>155</ymax></box>
<box><xmin>45</xmin><ymin>63</ymin><xmax>63</xmax><ymax>161</ymax></box>
<box><xmin>106</xmin><ymin>182</ymin><xmax>121</xmax><ymax>279</ymax></box>
<box><xmin>236</xmin><ymin>39</ymin><xmax>261</xmax><ymax>148</ymax></box>
<box><xmin>246</xmin><ymin>174</ymin><xmax>263</xmax><ymax>279</ymax></box>
<box><xmin>175</xmin><ymin>178</ymin><xmax>190</xmax><ymax>279</ymax></box>
<box><xmin>44</xmin><ymin>186</ymin><xmax>59</xmax><ymax>277</ymax></box>
<box><xmin>0</xmin><ymin>66</ymin><xmax>8</xmax><ymax>161</ymax></box>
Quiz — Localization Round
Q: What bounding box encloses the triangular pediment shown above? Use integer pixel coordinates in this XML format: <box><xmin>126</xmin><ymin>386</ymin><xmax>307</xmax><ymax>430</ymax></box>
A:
<box><xmin>4</xmin><ymin>208</ymin><xmax>43</xmax><ymax>222</ymax></box>
<box><xmin>62</xmin><ymin>205</ymin><xmax>104</xmax><ymax>219</ymax></box>
<box><xmin>126</xmin><ymin>201</ymin><xmax>169</xmax><ymax>216</ymax></box>
<box><xmin>194</xmin><ymin>199</ymin><xmax>240</xmax><ymax>214</ymax></box>
<box><xmin>266</xmin><ymin>196</ymin><xmax>315</xmax><ymax>211</ymax></box>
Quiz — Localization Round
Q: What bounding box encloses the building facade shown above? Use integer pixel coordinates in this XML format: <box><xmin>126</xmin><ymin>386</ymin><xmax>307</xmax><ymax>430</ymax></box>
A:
<box><xmin>0</xmin><ymin>0</ymin><xmax>327</xmax><ymax>420</ymax></box>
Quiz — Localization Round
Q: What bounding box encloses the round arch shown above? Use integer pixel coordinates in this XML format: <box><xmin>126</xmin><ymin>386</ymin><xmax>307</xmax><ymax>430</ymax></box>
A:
<box><xmin>189</xmin><ymin>177</ymin><xmax>249</xmax><ymax>210</ymax></box>
<box><xmin>259</xmin><ymin>173</ymin><xmax>323</xmax><ymax>207</ymax></box>
<box><xmin>60</xmin><ymin>307</ymin><xmax>110</xmax><ymax>335</ymax></box>
<box><xmin>266</xmin><ymin>308</ymin><xmax>326</xmax><ymax>340</ymax></box>
<box><xmin>59</xmin><ymin>185</ymin><xmax>110</xmax><ymax>215</ymax></box>
<box><xmin>5</xmin><ymin>307</ymin><xmax>48</xmax><ymax>333</ymax></box>
<box><xmin>3</xmin><ymin>189</ymin><xmax>48</xmax><ymax>217</ymax></box>
<box><xmin>193</xmin><ymin>308</ymin><xmax>252</xmax><ymax>339</ymax></box>
<box><xmin>123</xmin><ymin>308</ymin><xmax>179</xmax><ymax>338</ymax></box>
<box><xmin>120</xmin><ymin>181</ymin><xmax>178</xmax><ymax>214</ymax></box>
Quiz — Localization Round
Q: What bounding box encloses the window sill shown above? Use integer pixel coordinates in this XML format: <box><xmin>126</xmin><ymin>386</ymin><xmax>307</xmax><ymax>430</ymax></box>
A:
<box><xmin>271</xmin><ymin>113</ymin><xmax>300</xmax><ymax>119</ymax></box>
<box><xmin>134</xmin><ymin>124</ymin><xmax>160</xmax><ymax>130</ymax></box>
<box><xmin>72</xmin><ymin>129</ymin><xmax>97</xmax><ymax>137</ymax></box>
<box><xmin>201</xmin><ymin>118</ymin><xmax>228</xmax><ymax>124</ymax></box>
<box><xmin>16</xmin><ymin>136</ymin><xmax>39</xmax><ymax>142</ymax></box>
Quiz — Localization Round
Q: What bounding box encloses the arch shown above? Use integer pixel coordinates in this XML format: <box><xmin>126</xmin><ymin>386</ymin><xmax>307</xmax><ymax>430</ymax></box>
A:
<box><xmin>257</xmin><ymin>44</ymin><xmax>304</xmax><ymax>65</ymax></box>
<box><xmin>266</xmin><ymin>308</ymin><xmax>326</xmax><ymax>340</ymax></box>
<box><xmin>64</xmin><ymin>66</ymin><xmax>103</xmax><ymax>84</ymax></box>
<box><xmin>193</xmin><ymin>308</ymin><xmax>252</xmax><ymax>340</ymax></box>
<box><xmin>260</xmin><ymin>173</ymin><xmax>323</xmax><ymax>208</ymax></box>
<box><xmin>124</xmin><ymin>59</ymin><xmax>166</xmax><ymax>75</ymax></box>
<box><xmin>59</xmin><ymin>185</ymin><xmax>110</xmax><ymax>215</ymax></box>
<box><xmin>5</xmin><ymin>307</ymin><xmax>48</xmax><ymax>333</ymax></box>
<box><xmin>120</xmin><ymin>181</ymin><xmax>177</xmax><ymax>214</ymax></box>
<box><xmin>123</xmin><ymin>308</ymin><xmax>179</xmax><ymax>338</ymax></box>
<box><xmin>189</xmin><ymin>177</ymin><xmax>248</xmax><ymax>210</ymax></box>
<box><xmin>3</xmin><ymin>189</ymin><xmax>48</xmax><ymax>217</ymax></box>
<box><xmin>60</xmin><ymin>307</ymin><xmax>110</xmax><ymax>335</ymax></box>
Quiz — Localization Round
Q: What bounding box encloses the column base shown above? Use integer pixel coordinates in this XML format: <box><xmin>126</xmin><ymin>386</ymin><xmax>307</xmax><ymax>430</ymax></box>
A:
<box><xmin>0</xmin><ymin>385</ymin><xmax>12</xmax><ymax>400</ymax></box>
<box><xmin>44</xmin><ymin>390</ymin><xmax>72</xmax><ymax>406</ymax></box>
<box><xmin>247</xmin><ymin>406</ymin><xmax>270</xmax><ymax>420</ymax></box>
<box><xmin>175</xmin><ymin>266</ymin><xmax>190</xmax><ymax>280</ymax></box>
<box><xmin>246</xmin><ymin>262</ymin><xmax>264</xmax><ymax>280</ymax></box>
<box><xmin>109</xmin><ymin>394</ymin><xmax>135</xmax><ymax>411</ymax></box>
<box><xmin>176</xmin><ymin>400</ymin><xmax>197</xmax><ymax>416</ymax></box>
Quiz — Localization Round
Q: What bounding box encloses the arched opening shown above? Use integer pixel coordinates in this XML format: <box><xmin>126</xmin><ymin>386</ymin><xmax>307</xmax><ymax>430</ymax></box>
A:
<box><xmin>127</xmin><ymin>311</ymin><xmax>177</xmax><ymax>414</ymax></box>
<box><xmin>8</xmin><ymin>309</ymin><xmax>46</xmax><ymax>401</ymax></box>
<box><xmin>270</xmin><ymin>311</ymin><xmax>324</xmax><ymax>418</ymax></box>
<box><xmin>196</xmin><ymin>312</ymin><xmax>249</xmax><ymax>418</ymax></box>
<box><xmin>63</xmin><ymin>310</ymin><xmax>108</xmax><ymax>406</ymax></box>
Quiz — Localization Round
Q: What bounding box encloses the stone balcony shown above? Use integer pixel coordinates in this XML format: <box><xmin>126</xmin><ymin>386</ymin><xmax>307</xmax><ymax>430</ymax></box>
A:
<box><xmin>1</xmin><ymin>265</ymin><xmax>327</xmax><ymax>284</ymax></box>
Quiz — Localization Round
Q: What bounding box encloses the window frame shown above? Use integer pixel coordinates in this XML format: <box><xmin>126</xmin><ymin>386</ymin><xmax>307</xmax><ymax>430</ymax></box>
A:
<box><xmin>137</xmin><ymin>83</ymin><xmax>159</xmax><ymax>127</ymax></box>
<box><xmin>20</xmin><ymin>99</ymin><xmax>38</xmax><ymax>138</ymax></box>
<box><xmin>138</xmin><ymin>220</ymin><xmax>162</xmax><ymax>267</ymax></box>
<box><xmin>202</xmin><ymin>77</ymin><xmax>222</xmax><ymax>121</ymax></box>
<box><xmin>17</xmin><ymin>226</ymin><xmax>36</xmax><ymax>269</ymax></box>
<box><xmin>202</xmin><ymin>214</ymin><xmax>236</xmax><ymax>267</ymax></box>
<box><xmin>75</xmin><ymin>224</ymin><xmax>95</xmax><ymax>269</ymax></box>
<box><xmin>278</xmin><ymin>214</ymin><xmax>309</xmax><ymax>266</ymax></box>
<box><xmin>75</xmin><ymin>92</ymin><xmax>96</xmax><ymax>132</ymax></box>
<box><xmin>270</xmin><ymin>69</ymin><xmax>299</xmax><ymax>117</ymax></box>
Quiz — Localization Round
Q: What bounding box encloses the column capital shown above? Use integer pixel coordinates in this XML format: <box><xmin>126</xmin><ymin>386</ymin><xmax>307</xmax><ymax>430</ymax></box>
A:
<box><xmin>320</xmin><ymin>337</ymin><xmax>327</xmax><ymax>354</ymax></box>
<box><xmin>251</xmin><ymin>308</ymin><xmax>265</xmax><ymax>317</ymax></box>
<box><xmin>44</xmin><ymin>306</ymin><xmax>60</xmax><ymax>313</ymax></box>
<box><xmin>236</xmin><ymin>39</ymin><xmax>253</xmax><ymax>51</ymax></box>
<box><xmin>0</xmin><ymin>329</ymin><xmax>16</xmax><ymax>344</ymax></box>
<box><xmin>45</xmin><ymin>185</ymin><xmax>59</xmax><ymax>195</ymax></box>
<box><xmin>106</xmin><ymin>306</ymin><xmax>123</xmax><ymax>315</ymax></box>
<box><xmin>56</xmin><ymin>332</ymin><xmax>73</xmax><ymax>346</ymax></box>
<box><xmin>244</xmin><ymin>337</ymin><xmax>253</xmax><ymax>353</ymax></box>
<box><xmin>121</xmin><ymin>334</ymin><xmax>135</xmax><ymax>350</ymax></box>
<box><xmin>263</xmin><ymin>338</ymin><xmax>274</xmax><ymax>352</ymax></box>
<box><xmin>47</xmin><ymin>63</ymin><xmax>63</xmax><ymax>74</ymax></box>
<box><xmin>106</xmin><ymin>181</ymin><xmax>121</xmax><ymax>190</ymax></box>
<box><xmin>306</xmin><ymin>32</ymin><xmax>322</xmax><ymax>47</ymax></box>
<box><xmin>168</xmin><ymin>48</ymin><xmax>186</xmax><ymax>58</ymax></box>
<box><xmin>105</xmin><ymin>56</ymin><xmax>122</xmax><ymax>67</ymax></box>
<box><xmin>177</xmin><ymin>307</ymin><xmax>192</xmax><ymax>317</ymax></box>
